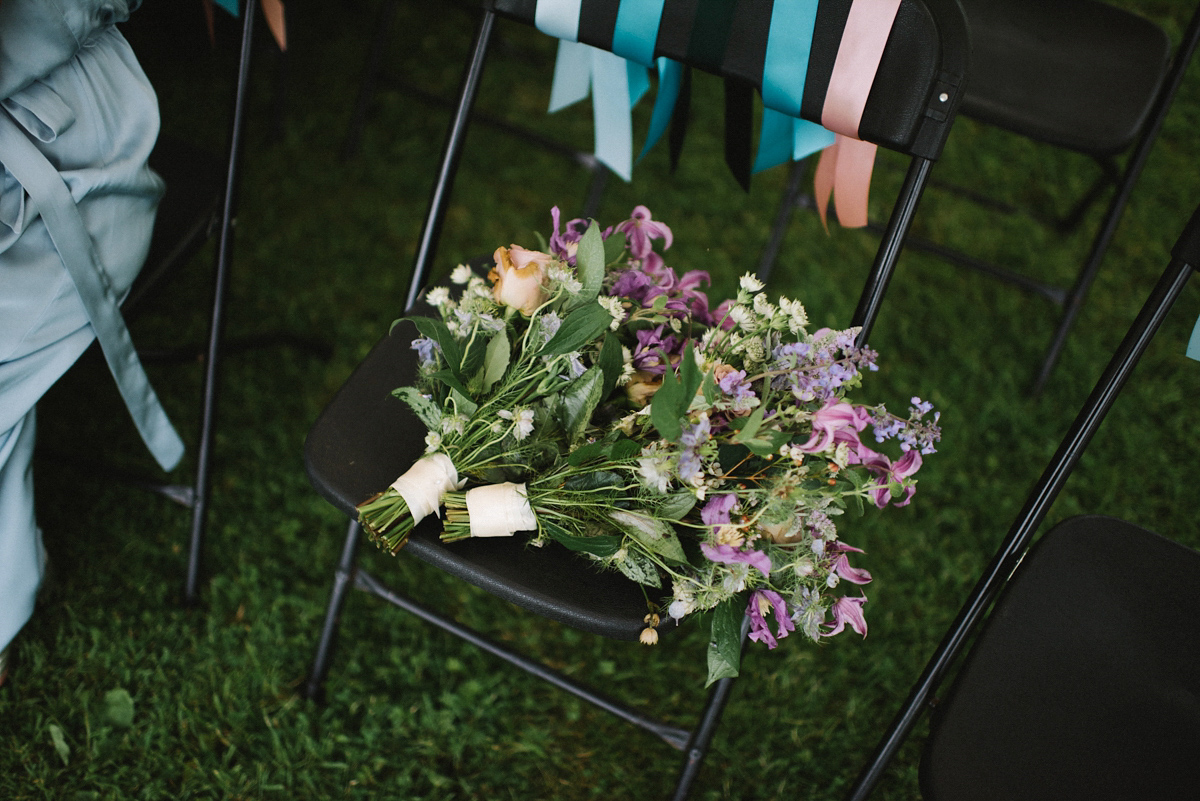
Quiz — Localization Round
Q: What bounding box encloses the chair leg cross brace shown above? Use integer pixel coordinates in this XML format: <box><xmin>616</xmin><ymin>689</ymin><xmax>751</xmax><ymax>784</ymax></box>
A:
<box><xmin>305</xmin><ymin>520</ymin><xmax>750</xmax><ymax>798</ymax></box>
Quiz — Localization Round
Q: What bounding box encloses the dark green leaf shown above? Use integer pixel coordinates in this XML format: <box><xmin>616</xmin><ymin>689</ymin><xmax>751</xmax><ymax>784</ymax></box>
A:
<box><xmin>542</xmin><ymin>520</ymin><xmax>622</xmax><ymax>557</ymax></box>
<box><xmin>657</xmin><ymin>490</ymin><xmax>698</xmax><ymax>521</ymax></box>
<box><xmin>559</xmin><ymin>366</ymin><xmax>604</xmax><ymax>444</ymax></box>
<box><xmin>566</xmin><ymin>440</ymin><xmax>609</xmax><ymax>467</ymax></box>
<box><xmin>480</xmin><ymin>328</ymin><xmax>511</xmax><ymax>392</ymax></box>
<box><xmin>392</xmin><ymin>386</ymin><xmax>443</xmax><ymax>432</ymax></box>
<box><xmin>602</xmin><ymin>230</ymin><xmax>627</xmax><ymax>264</ymax></box>
<box><xmin>597</xmin><ymin>333</ymin><xmax>624</xmax><ymax>394</ymax></box>
<box><xmin>615</xmin><ymin>549</ymin><xmax>662</xmax><ymax>588</ymax></box>
<box><xmin>541</xmin><ymin>302</ymin><xmax>612</xmax><ymax>356</ymax></box>
<box><xmin>609</xmin><ymin>437</ymin><xmax>643</xmax><ymax>461</ymax></box>
<box><xmin>650</xmin><ymin>367</ymin><xmax>684</xmax><ymax>441</ymax></box>
<box><xmin>706</xmin><ymin>599</ymin><xmax>744</xmax><ymax>686</ymax></box>
<box><xmin>572</xmin><ymin>222</ymin><xmax>605</xmax><ymax>306</ymax></box>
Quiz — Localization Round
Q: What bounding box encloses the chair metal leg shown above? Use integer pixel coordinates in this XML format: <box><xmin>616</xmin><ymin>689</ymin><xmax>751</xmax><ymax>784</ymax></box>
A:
<box><xmin>304</xmin><ymin>519</ymin><xmax>364</xmax><ymax>703</ymax></box>
<box><xmin>844</xmin><ymin>251</ymin><xmax>1197</xmax><ymax>800</ymax></box>
<box><xmin>757</xmin><ymin>158</ymin><xmax>812</xmax><ymax>283</ymax></box>
<box><xmin>851</xmin><ymin>157</ymin><xmax>934</xmax><ymax>344</ymax></box>
<box><xmin>1032</xmin><ymin>4</ymin><xmax>1200</xmax><ymax>396</ymax></box>
<box><xmin>340</xmin><ymin>0</ymin><xmax>400</xmax><ymax>160</ymax></box>
<box><xmin>185</xmin><ymin>0</ymin><xmax>258</xmax><ymax>604</ymax></box>
<box><xmin>405</xmin><ymin>7</ymin><xmax>496</xmax><ymax>311</ymax></box>
<box><xmin>670</xmin><ymin>616</ymin><xmax>751</xmax><ymax>801</ymax></box>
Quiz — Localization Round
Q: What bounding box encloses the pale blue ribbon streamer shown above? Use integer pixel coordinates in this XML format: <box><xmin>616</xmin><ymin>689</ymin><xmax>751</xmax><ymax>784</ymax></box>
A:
<box><xmin>753</xmin><ymin>0</ymin><xmax>835</xmax><ymax>174</ymax></box>
<box><xmin>538</xmin><ymin>0</ymin><xmax>677</xmax><ymax>181</ymax></box>
<box><xmin>1187</xmin><ymin>315</ymin><xmax>1200</xmax><ymax>361</ymax></box>
<box><xmin>0</xmin><ymin>117</ymin><xmax>185</xmax><ymax>471</ymax></box>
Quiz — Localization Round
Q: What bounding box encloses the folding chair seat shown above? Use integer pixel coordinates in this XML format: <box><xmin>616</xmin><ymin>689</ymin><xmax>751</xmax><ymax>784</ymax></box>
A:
<box><xmin>303</xmin><ymin>1</ymin><xmax>968</xmax><ymax>797</ymax></box>
<box><xmin>843</xmin><ymin>202</ymin><xmax>1200</xmax><ymax>800</ymax></box>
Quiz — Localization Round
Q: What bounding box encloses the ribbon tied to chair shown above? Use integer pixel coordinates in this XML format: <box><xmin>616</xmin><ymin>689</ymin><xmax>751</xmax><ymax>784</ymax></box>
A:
<box><xmin>207</xmin><ymin>0</ymin><xmax>287</xmax><ymax>50</ymax></box>
<box><xmin>536</xmin><ymin>0</ymin><xmax>903</xmax><ymax>228</ymax></box>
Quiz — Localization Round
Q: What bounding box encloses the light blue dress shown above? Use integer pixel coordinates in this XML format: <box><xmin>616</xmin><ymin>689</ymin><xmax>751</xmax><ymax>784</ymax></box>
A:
<box><xmin>1</xmin><ymin>0</ymin><xmax>179</xmax><ymax>652</ymax></box>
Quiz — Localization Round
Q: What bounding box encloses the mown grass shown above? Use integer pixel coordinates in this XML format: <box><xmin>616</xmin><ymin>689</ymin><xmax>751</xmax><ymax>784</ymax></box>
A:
<box><xmin>3</xmin><ymin>1</ymin><xmax>1199</xmax><ymax>798</ymax></box>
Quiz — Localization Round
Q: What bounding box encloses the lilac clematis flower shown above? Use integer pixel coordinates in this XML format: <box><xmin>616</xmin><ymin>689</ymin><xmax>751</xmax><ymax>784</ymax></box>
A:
<box><xmin>701</xmin><ymin>493</ymin><xmax>738</xmax><ymax>528</ymax></box>
<box><xmin>616</xmin><ymin>205</ymin><xmax>673</xmax><ymax>273</ymax></box>
<box><xmin>701</xmin><ymin>543</ymin><xmax>772</xmax><ymax>578</ymax></box>
<box><xmin>798</xmin><ymin>400</ymin><xmax>872</xmax><ymax>455</ymax></box>
<box><xmin>830</xmin><ymin>544</ymin><xmax>873</xmax><ymax>585</ymax></box>
<box><xmin>548</xmin><ymin>206</ymin><xmax>588</xmax><ymax>263</ymax></box>
<box><xmin>746</xmin><ymin>589</ymin><xmax>795</xmax><ymax>649</ymax></box>
<box><xmin>862</xmin><ymin>449</ymin><xmax>922</xmax><ymax>508</ymax></box>
<box><xmin>825</xmin><ymin>595</ymin><xmax>868</xmax><ymax>637</ymax></box>
<box><xmin>631</xmin><ymin>325</ymin><xmax>682</xmax><ymax>374</ymax></box>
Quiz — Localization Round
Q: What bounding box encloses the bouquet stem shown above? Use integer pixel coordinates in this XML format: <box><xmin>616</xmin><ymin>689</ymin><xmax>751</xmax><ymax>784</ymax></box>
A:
<box><xmin>358</xmin><ymin>453</ymin><xmax>463</xmax><ymax>552</ymax></box>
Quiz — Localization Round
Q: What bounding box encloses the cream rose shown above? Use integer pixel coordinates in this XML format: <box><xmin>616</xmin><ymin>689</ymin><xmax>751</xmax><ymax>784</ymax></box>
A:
<box><xmin>490</xmin><ymin>245</ymin><xmax>551</xmax><ymax>315</ymax></box>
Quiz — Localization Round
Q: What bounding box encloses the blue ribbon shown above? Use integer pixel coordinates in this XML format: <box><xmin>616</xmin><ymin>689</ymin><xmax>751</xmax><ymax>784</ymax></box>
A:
<box><xmin>213</xmin><ymin>0</ymin><xmax>239</xmax><ymax>15</ymax></box>
<box><xmin>538</xmin><ymin>0</ymin><xmax>677</xmax><ymax>181</ymax></box>
<box><xmin>1188</xmin><ymin>314</ymin><xmax>1200</xmax><ymax>361</ymax></box>
<box><xmin>753</xmin><ymin>0</ymin><xmax>834</xmax><ymax>174</ymax></box>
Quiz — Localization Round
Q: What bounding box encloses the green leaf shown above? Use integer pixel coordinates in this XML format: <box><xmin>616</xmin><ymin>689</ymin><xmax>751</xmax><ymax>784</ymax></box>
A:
<box><xmin>562</xmin><ymin>470</ymin><xmax>625</xmax><ymax>491</ymax></box>
<box><xmin>48</xmin><ymin>724</ymin><xmax>70</xmax><ymax>766</ymax></box>
<box><xmin>731</xmin><ymin>404</ymin><xmax>766</xmax><ymax>442</ymax></box>
<box><xmin>572</xmin><ymin>222</ymin><xmax>605</xmax><ymax>306</ymax></box>
<box><xmin>566</xmin><ymin>440</ymin><xmax>609</xmax><ymax>467</ymax></box>
<box><xmin>597</xmin><ymin>333</ymin><xmax>624</xmax><ymax>394</ymax></box>
<box><xmin>609</xmin><ymin>437</ymin><xmax>642</xmax><ymax>461</ymax></box>
<box><xmin>480</xmin><ymin>328</ymin><xmax>510</xmax><ymax>392</ymax></box>
<box><xmin>558</xmin><ymin>366</ymin><xmax>604</xmax><ymax>444</ymax></box>
<box><xmin>611</xmin><ymin>510</ymin><xmax>687</xmax><ymax>563</ymax></box>
<box><xmin>740</xmin><ymin>430</ymin><xmax>791</xmax><ymax>458</ymax></box>
<box><xmin>650</xmin><ymin>367</ymin><xmax>684</xmax><ymax>441</ymax></box>
<box><xmin>392</xmin><ymin>386</ymin><xmax>443</xmax><ymax>432</ymax></box>
<box><xmin>656</xmin><ymin>490</ymin><xmax>698</xmax><ymax>521</ymax></box>
<box><xmin>677</xmin><ymin>343</ymin><xmax>703</xmax><ymax>404</ymax></box>
<box><xmin>542</xmin><ymin>520</ymin><xmax>621</xmax><ymax>557</ymax></box>
<box><xmin>706</xmin><ymin>599</ymin><xmax>744</xmax><ymax>686</ymax></box>
<box><xmin>429</xmin><ymin>369</ymin><xmax>474</xmax><ymax>403</ymax></box>
<box><xmin>541</xmin><ymin>301</ymin><xmax>612</xmax><ymax>356</ymax></box>
<box><xmin>103</xmin><ymin>688</ymin><xmax>135</xmax><ymax>728</ymax></box>
<box><xmin>614</xmin><ymin>549</ymin><xmax>662</xmax><ymax>588</ymax></box>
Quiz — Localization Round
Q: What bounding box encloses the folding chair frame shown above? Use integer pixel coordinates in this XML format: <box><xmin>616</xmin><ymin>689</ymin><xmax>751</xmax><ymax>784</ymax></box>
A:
<box><xmin>305</xmin><ymin>2</ymin><xmax>968</xmax><ymax>796</ymax></box>
<box><xmin>843</xmin><ymin>203</ymin><xmax>1200</xmax><ymax>799</ymax></box>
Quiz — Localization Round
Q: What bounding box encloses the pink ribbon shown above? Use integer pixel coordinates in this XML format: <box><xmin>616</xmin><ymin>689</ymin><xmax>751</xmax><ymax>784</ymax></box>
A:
<box><xmin>814</xmin><ymin>0</ymin><xmax>901</xmax><ymax>228</ymax></box>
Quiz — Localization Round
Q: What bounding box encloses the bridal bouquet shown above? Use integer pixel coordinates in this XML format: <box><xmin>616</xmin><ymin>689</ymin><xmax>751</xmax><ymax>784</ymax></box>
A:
<box><xmin>360</xmin><ymin>206</ymin><xmax>941</xmax><ymax>685</ymax></box>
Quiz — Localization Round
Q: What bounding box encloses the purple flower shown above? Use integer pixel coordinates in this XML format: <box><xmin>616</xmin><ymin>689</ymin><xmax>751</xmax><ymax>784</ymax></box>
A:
<box><xmin>862</xmin><ymin>450</ymin><xmax>922</xmax><ymax>508</ymax></box>
<box><xmin>411</xmin><ymin>336</ymin><xmax>440</xmax><ymax>368</ymax></box>
<box><xmin>746</xmin><ymin>589</ymin><xmax>795</xmax><ymax>649</ymax></box>
<box><xmin>616</xmin><ymin>205</ymin><xmax>673</xmax><ymax>273</ymax></box>
<box><xmin>631</xmin><ymin>325</ymin><xmax>682</xmax><ymax>374</ymax></box>
<box><xmin>825</xmin><ymin>596</ymin><xmax>868</xmax><ymax>638</ymax></box>
<box><xmin>830</xmin><ymin>544</ymin><xmax>873</xmax><ymax>585</ymax></box>
<box><xmin>701</xmin><ymin>543</ymin><xmax>772</xmax><ymax>578</ymax></box>
<box><xmin>677</xmin><ymin>415</ymin><xmax>711</xmax><ymax>479</ymax></box>
<box><xmin>717</xmin><ymin>368</ymin><xmax>754</xmax><ymax>401</ymax></box>
<box><xmin>701</xmin><ymin>494</ymin><xmax>738</xmax><ymax>528</ymax></box>
<box><xmin>798</xmin><ymin>401</ymin><xmax>871</xmax><ymax>454</ymax></box>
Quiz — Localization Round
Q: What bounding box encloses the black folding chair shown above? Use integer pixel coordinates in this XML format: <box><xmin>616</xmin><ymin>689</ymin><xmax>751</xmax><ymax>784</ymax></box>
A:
<box><xmin>844</xmin><ymin>203</ymin><xmax>1200</xmax><ymax>800</ymax></box>
<box><xmin>764</xmin><ymin>1</ymin><xmax>1200</xmax><ymax>394</ymax></box>
<box><xmin>302</xmin><ymin>1</ymin><xmax>968</xmax><ymax>797</ymax></box>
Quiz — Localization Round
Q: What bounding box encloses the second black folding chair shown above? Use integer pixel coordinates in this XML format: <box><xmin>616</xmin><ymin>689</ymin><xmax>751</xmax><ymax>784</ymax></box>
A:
<box><xmin>303</xmin><ymin>1</ymin><xmax>968</xmax><ymax>798</ymax></box>
<box><xmin>844</xmin><ymin>204</ymin><xmax>1200</xmax><ymax>799</ymax></box>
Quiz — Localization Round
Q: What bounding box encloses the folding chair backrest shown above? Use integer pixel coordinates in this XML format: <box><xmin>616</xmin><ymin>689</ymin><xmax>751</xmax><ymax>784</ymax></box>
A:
<box><xmin>406</xmin><ymin>0</ymin><xmax>970</xmax><ymax>341</ymax></box>
<box><xmin>491</xmin><ymin>0</ymin><xmax>967</xmax><ymax>159</ymax></box>
<box><xmin>920</xmin><ymin>514</ymin><xmax>1200</xmax><ymax>801</ymax></box>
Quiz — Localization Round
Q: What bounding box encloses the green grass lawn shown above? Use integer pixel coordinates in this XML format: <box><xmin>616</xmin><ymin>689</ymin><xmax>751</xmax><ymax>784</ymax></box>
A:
<box><xmin>4</xmin><ymin>1</ymin><xmax>1200</xmax><ymax>798</ymax></box>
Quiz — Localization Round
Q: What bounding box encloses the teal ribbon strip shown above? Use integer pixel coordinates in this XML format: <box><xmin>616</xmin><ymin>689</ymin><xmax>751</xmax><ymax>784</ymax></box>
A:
<box><xmin>753</xmin><ymin>0</ymin><xmax>834</xmax><ymax>174</ymax></box>
<box><xmin>538</xmin><ymin>0</ymin><xmax>673</xmax><ymax>181</ymax></box>
<box><xmin>1187</xmin><ymin>315</ymin><xmax>1200</xmax><ymax>361</ymax></box>
<box><xmin>0</xmin><ymin>118</ymin><xmax>184</xmax><ymax>471</ymax></box>
<box><xmin>639</xmin><ymin>57</ymin><xmax>683</xmax><ymax>161</ymax></box>
<box><xmin>213</xmin><ymin>0</ymin><xmax>239</xmax><ymax>16</ymax></box>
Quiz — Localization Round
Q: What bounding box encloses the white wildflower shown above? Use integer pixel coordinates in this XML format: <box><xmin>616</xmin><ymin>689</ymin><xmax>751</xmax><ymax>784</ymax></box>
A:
<box><xmin>498</xmin><ymin>408</ymin><xmax>535</xmax><ymax>440</ymax></box>
<box><xmin>548</xmin><ymin>263</ymin><xmax>582</xmax><ymax>295</ymax></box>
<box><xmin>779</xmin><ymin>296</ymin><xmax>809</xmax><ymax>332</ymax></box>
<box><xmin>426</xmin><ymin>286</ymin><xmax>452</xmax><ymax>308</ymax></box>
<box><xmin>637</xmin><ymin>455</ymin><xmax>673</xmax><ymax>494</ymax></box>
<box><xmin>598</xmin><ymin>295</ymin><xmax>626</xmax><ymax>330</ymax></box>
<box><xmin>739</xmin><ymin>272</ymin><xmax>765</xmax><ymax>293</ymax></box>
<box><xmin>424</xmin><ymin>431</ymin><xmax>442</xmax><ymax>453</ymax></box>
<box><xmin>450</xmin><ymin>263</ymin><xmax>474</xmax><ymax>284</ymax></box>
